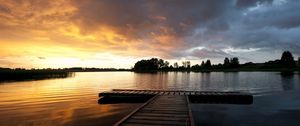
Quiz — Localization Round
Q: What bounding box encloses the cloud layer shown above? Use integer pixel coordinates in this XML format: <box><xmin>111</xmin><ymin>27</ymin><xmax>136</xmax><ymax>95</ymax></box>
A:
<box><xmin>0</xmin><ymin>0</ymin><xmax>299</xmax><ymax>68</ymax></box>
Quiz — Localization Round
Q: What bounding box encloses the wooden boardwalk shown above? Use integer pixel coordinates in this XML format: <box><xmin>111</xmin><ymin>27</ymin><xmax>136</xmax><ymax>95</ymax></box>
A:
<box><xmin>98</xmin><ymin>89</ymin><xmax>253</xmax><ymax>126</ymax></box>
<box><xmin>113</xmin><ymin>95</ymin><xmax>194</xmax><ymax>126</ymax></box>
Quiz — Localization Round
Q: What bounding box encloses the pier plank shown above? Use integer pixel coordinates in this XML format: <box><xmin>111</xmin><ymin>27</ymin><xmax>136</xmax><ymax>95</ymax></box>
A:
<box><xmin>115</xmin><ymin>95</ymin><xmax>192</xmax><ymax>126</ymax></box>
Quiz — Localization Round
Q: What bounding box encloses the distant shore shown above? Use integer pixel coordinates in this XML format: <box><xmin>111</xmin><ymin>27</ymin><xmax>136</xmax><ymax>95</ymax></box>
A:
<box><xmin>0</xmin><ymin>69</ymin><xmax>73</xmax><ymax>82</ymax></box>
<box><xmin>1</xmin><ymin>66</ymin><xmax>299</xmax><ymax>82</ymax></box>
<box><xmin>169</xmin><ymin>66</ymin><xmax>300</xmax><ymax>72</ymax></box>
<box><xmin>0</xmin><ymin>67</ymin><xmax>134</xmax><ymax>82</ymax></box>
<box><xmin>132</xmin><ymin>51</ymin><xmax>300</xmax><ymax>73</ymax></box>
<box><xmin>133</xmin><ymin>64</ymin><xmax>300</xmax><ymax>73</ymax></box>
<box><xmin>133</xmin><ymin>67</ymin><xmax>300</xmax><ymax>73</ymax></box>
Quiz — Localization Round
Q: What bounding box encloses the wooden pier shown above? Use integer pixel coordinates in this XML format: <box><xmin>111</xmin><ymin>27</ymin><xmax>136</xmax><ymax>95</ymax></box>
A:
<box><xmin>98</xmin><ymin>89</ymin><xmax>253</xmax><ymax>126</ymax></box>
<box><xmin>114</xmin><ymin>95</ymin><xmax>193</xmax><ymax>126</ymax></box>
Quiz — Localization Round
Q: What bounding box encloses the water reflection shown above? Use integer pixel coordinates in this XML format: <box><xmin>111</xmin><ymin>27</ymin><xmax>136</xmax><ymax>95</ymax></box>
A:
<box><xmin>0</xmin><ymin>72</ymin><xmax>300</xmax><ymax>126</ymax></box>
<box><xmin>131</xmin><ymin>72</ymin><xmax>298</xmax><ymax>92</ymax></box>
<box><xmin>173</xmin><ymin>72</ymin><xmax>179</xmax><ymax>88</ymax></box>
<box><xmin>280</xmin><ymin>72</ymin><xmax>295</xmax><ymax>91</ymax></box>
<box><xmin>229</xmin><ymin>72</ymin><xmax>239</xmax><ymax>91</ymax></box>
<box><xmin>134</xmin><ymin>72</ymin><xmax>169</xmax><ymax>89</ymax></box>
<box><xmin>200</xmin><ymin>72</ymin><xmax>211</xmax><ymax>90</ymax></box>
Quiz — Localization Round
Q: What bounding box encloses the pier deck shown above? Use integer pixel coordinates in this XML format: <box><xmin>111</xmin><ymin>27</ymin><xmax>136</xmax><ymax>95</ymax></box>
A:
<box><xmin>99</xmin><ymin>89</ymin><xmax>252</xmax><ymax>104</ymax></box>
<box><xmin>114</xmin><ymin>95</ymin><xmax>193</xmax><ymax>126</ymax></box>
<box><xmin>100</xmin><ymin>89</ymin><xmax>242</xmax><ymax>96</ymax></box>
<box><xmin>98</xmin><ymin>89</ymin><xmax>253</xmax><ymax>126</ymax></box>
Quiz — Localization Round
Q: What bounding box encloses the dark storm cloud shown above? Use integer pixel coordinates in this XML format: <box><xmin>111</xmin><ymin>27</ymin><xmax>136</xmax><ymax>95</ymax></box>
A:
<box><xmin>223</xmin><ymin>0</ymin><xmax>300</xmax><ymax>56</ymax></box>
<box><xmin>240</xmin><ymin>0</ymin><xmax>300</xmax><ymax>29</ymax></box>
<box><xmin>12</xmin><ymin>0</ymin><xmax>300</xmax><ymax>59</ymax></box>
<box><xmin>71</xmin><ymin>0</ymin><xmax>231</xmax><ymax>40</ymax></box>
<box><xmin>228</xmin><ymin>27</ymin><xmax>300</xmax><ymax>54</ymax></box>
<box><xmin>68</xmin><ymin>0</ymin><xmax>242</xmax><ymax>59</ymax></box>
<box><xmin>236</xmin><ymin>0</ymin><xmax>273</xmax><ymax>9</ymax></box>
<box><xmin>180</xmin><ymin>0</ymin><xmax>300</xmax><ymax>59</ymax></box>
<box><xmin>191</xmin><ymin>48</ymin><xmax>229</xmax><ymax>58</ymax></box>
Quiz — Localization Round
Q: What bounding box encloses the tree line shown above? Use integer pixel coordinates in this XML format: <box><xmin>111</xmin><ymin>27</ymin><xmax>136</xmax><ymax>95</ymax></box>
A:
<box><xmin>133</xmin><ymin>51</ymin><xmax>300</xmax><ymax>72</ymax></box>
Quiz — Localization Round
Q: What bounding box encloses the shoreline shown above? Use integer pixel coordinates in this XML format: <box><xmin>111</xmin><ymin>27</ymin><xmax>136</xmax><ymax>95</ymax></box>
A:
<box><xmin>1</xmin><ymin>68</ymin><xmax>299</xmax><ymax>82</ymax></box>
<box><xmin>133</xmin><ymin>67</ymin><xmax>300</xmax><ymax>73</ymax></box>
<box><xmin>0</xmin><ymin>70</ymin><xmax>74</xmax><ymax>82</ymax></box>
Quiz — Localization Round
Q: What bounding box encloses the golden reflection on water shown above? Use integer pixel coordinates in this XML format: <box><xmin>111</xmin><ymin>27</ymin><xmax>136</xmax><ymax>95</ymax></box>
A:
<box><xmin>0</xmin><ymin>72</ymin><xmax>140</xmax><ymax>126</ymax></box>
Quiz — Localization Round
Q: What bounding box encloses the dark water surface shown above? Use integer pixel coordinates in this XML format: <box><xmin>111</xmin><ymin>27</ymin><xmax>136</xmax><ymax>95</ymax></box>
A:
<box><xmin>0</xmin><ymin>72</ymin><xmax>300</xmax><ymax>126</ymax></box>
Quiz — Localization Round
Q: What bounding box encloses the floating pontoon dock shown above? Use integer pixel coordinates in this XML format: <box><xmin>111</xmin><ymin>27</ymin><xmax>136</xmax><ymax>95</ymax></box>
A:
<box><xmin>98</xmin><ymin>89</ymin><xmax>253</xmax><ymax>126</ymax></box>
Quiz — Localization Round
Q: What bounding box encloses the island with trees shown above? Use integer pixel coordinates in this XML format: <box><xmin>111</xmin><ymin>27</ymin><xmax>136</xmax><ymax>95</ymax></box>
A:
<box><xmin>133</xmin><ymin>51</ymin><xmax>300</xmax><ymax>72</ymax></box>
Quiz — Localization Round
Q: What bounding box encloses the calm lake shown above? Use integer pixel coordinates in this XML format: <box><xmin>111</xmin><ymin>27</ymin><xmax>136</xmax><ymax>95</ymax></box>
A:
<box><xmin>0</xmin><ymin>72</ymin><xmax>300</xmax><ymax>126</ymax></box>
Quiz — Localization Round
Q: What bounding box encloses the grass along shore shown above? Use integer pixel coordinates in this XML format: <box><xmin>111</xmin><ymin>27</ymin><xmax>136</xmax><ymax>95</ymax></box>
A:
<box><xmin>0</xmin><ymin>69</ymin><xmax>73</xmax><ymax>82</ymax></box>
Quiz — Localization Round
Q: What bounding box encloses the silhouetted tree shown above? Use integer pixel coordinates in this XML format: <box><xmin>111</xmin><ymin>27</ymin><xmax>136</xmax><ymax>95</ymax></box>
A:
<box><xmin>264</xmin><ymin>59</ymin><xmax>281</xmax><ymax>66</ymax></box>
<box><xmin>163</xmin><ymin>61</ymin><xmax>169</xmax><ymax>68</ymax></box>
<box><xmin>191</xmin><ymin>64</ymin><xmax>201</xmax><ymax>70</ymax></box>
<box><xmin>158</xmin><ymin>59</ymin><xmax>164</xmax><ymax>68</ymax></box>
<box><xmin>224</xmin><ymin>57</ymin><xmax>230</xmax><ymax>65</ymax></box>
<box><xmin>205</xmin><ymin>60</ymin><xmax>211</xmax><ymax>68</ymax></box>
<box><xmin>244</xmin><ymin>62</ymin><xmax>254</xmax><ymax>66</ymax></box>
<box><xmin>174</xmin><ymin>62</ymin><xmax>179</xmax><ymax>68</ymax></box>
<box><xmin>230</xmin><ymin>57</ymin><xmax>239</xmax><ymax>68</ymax></box>
<box><xmin>186</xmin><ymin>61</ymin><xmax>191</xmax><ymax>69</ymax></box>
<box><xmin>298</xmin><ymin>57</ymin><xmax>300</xmax><ymax>65</ymax></box>
<box><xmin>182</xmin><ymin>61</ymin><xmax>187</xmax><ymax>68</ymax></box>
<box><xmin>134</xmin><ymin>58</ymin><xmax>167</xmax><ymax>71</ymax></box>
<box><xmin>201</xmin><ymin>61</ymin><xmax>205</xmax><ymax>67</ymax></box>
<box><xmin>169</xmin><ymin>65</ymin><xmax>174</xmax><ymax>70</ymax></box>
<box><xmin>280</xmin><ymin>51</ymin><xmax>295</xmax><ymax>67</ymax></box>
<box><xmin>224</xmin><ymin>57</ymin><xmax>230</xmax><ymax>67</ymax></box>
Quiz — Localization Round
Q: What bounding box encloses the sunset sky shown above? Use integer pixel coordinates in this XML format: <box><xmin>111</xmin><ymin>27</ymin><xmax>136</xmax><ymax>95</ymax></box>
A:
<box><xmin>0</xmin><ymin>0</ymin><xmax>299</xmax><ymax>68</ymax></box>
